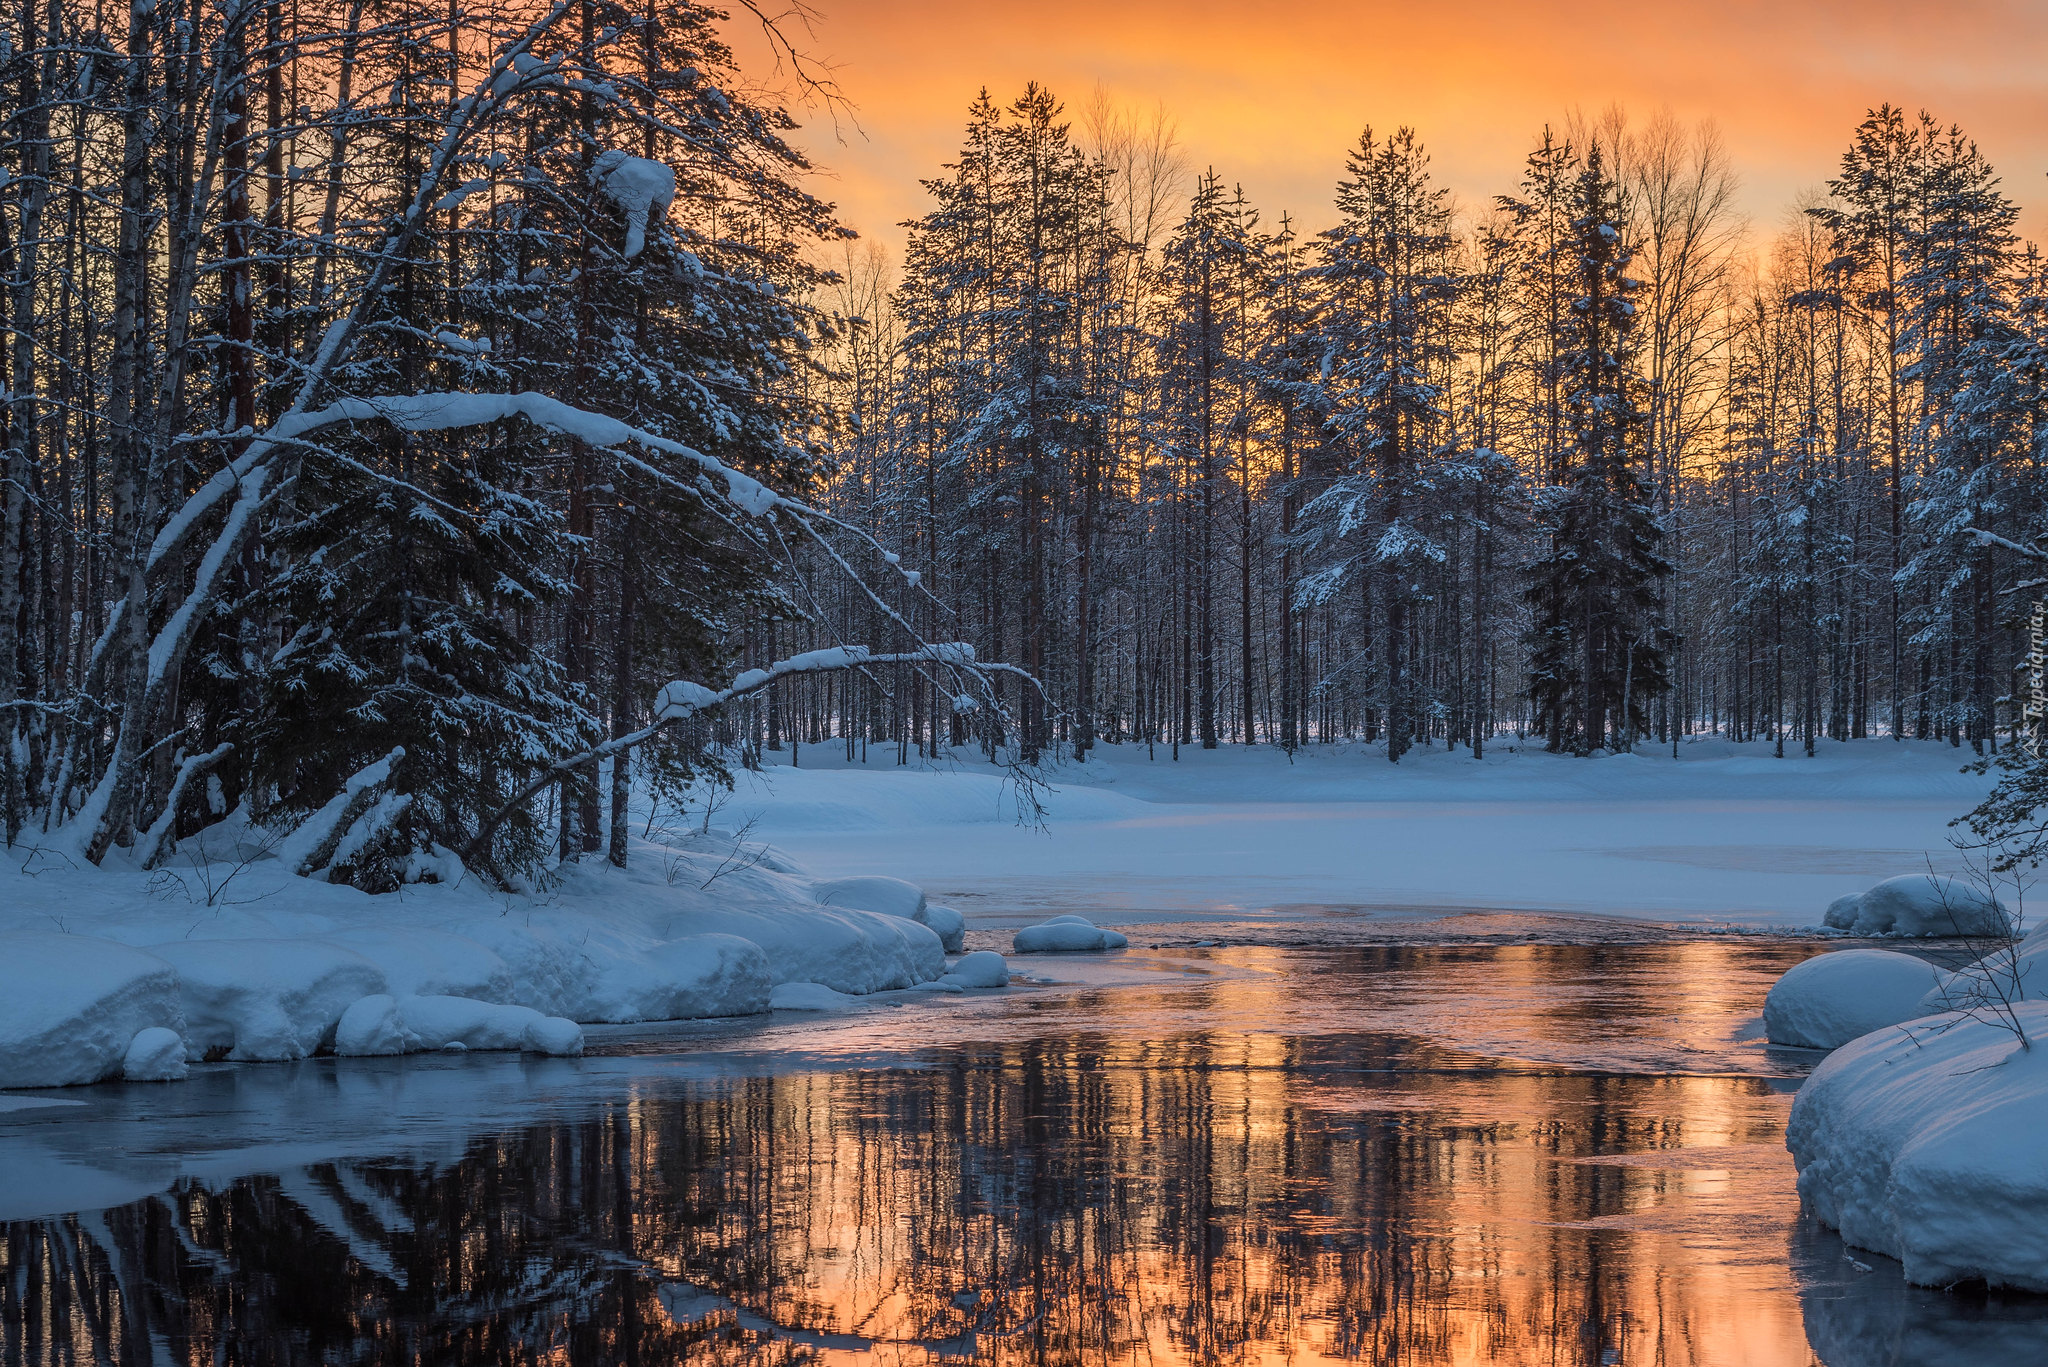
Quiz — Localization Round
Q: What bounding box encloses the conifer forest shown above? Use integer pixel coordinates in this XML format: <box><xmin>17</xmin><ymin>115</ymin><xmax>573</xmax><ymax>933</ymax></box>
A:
<box><xmin>1</xmin><ymin>0</ymin><xmax>2043</xmax><ymax>886</ymax></box>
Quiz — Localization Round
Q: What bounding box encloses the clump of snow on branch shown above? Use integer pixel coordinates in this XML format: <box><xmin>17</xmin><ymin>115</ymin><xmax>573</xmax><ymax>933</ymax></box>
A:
<box><xmin>593</xmin><ymin>149</ymin><xmax>676</xmax><ymax>258</ymax></box>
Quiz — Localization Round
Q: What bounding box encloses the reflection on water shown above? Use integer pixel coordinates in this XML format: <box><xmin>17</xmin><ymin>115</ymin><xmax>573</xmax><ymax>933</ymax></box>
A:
<box><xmin>3</xmin><ymin>945</ymin><xmax>2046</xmax><ymax>1366</ymax></box>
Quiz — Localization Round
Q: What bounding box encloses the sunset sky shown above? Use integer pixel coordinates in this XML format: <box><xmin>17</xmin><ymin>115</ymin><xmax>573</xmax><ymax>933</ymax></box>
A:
<box><xmin>727</xmin><ymin>0</ymin><xmax>2048</xmax><ymax>257</ymax></box>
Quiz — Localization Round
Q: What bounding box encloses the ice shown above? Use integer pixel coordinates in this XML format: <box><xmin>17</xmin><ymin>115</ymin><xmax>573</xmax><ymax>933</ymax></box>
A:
<box><xmin>1822</xmin><ymin>875</ymin><xmax>2010</xmax><ymax>938</ymax></box>
<box><xmin>0</xmin><ymin>933</ymin><xmax>184</xmax><ymax>1088</ymax></box>
<box><xmin>1013</xmin><ymin>916</ymin><xmax>1130</xmax><ymax>953</ymax></box>
<box><xmin>942</xmin><ymin>950</ymin><xmax>1010</xmax><ymax>988</ymax></box>
<box><xmin>1762</xmin><ymin>948</ymin><xmax>1943</xmax><ymax>1049</ymax></box>
<box><xmin>770</xmin><ymin>981</ymin><xmax>859</xmax><ymax>1011</ymax></box>
<box><xmin>1787</xmin><ymin>1000</ymin><xmax>2048</xmax><ymax>1289</ymax></box>
<box><xmin>155</xmin><ymin>939</ymin><xmax>387</xmax><ymax>1062</ymax></box>
<box><xmin>121</xmin><ymin>1027</ymin><xmax>189</xmax><ymax>1082</ymax></box>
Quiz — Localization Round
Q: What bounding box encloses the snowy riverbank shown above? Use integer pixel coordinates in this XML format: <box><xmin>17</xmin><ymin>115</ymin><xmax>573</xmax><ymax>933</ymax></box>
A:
<box><xmin>728</xmin><ymin>736</ymin><xmax>1994</xmax><ymax>929</ymax></box>
<box><xmin>0</xmin><ymin>818</ymin><xmax>996</xmax><ymax>1088</ymax></box>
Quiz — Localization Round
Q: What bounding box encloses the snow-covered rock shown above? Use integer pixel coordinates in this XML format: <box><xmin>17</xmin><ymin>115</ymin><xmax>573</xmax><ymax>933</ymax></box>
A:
<box><xmin>335</xmin><ymin>995</ymin><xmax>412</xmax><ymax>1056</ymax></box>
<box><xmin>921</xmin><ymin>903</ymin><xmax>967</xmax><ymax>953</ymax></box>
<box><xmin>1763</xmin><ymin>948</ymin><xmax>1944</xmax><ymax>1049</ymax></box>
<box><xmin>334</xmin><ymin>993</ymin><xmax>581</xmax><ymax>1057</ymax></box>
<box><xmin>0</xmin><ymin>933</ymin><xmax>184</xmax><ymax>1088</ymax></box>
<box><xmin>1013</xmin><ymin>915</ymin><xmax>1129</xmax><ymax>954</ymax></box>
<box><xmin>399</xmin><ymin>995</ymin><xmax>582</xmax><ymax>1056</ymax></box>
<box><xmin>1788</xmin><ymin>1000</ymin><xmax>2048</xmax><ymax>1289</ymax></box>
<box><xmin>1823</xmin><ymin>875</ymin><xmax>2011</xmax><ymax>937</ymax></box>
<box><xmin>811</xmin><ymin>875</ymin><xmax>964</xmax><ymax>952</ymax></box>
<box><xmin>769</xmin><ymin>981</ymin><xmax>858</xmax><ymax>1011</ymax></box>
<box><xmin>121</xmin><ymin>1027</ymin><xmax>189</xmax><ymax>1082</ymax></box>
<box><xmin>154</xmin><ymin>939</ymin><xmax>386</xmax><ymax>1062</ymax></box>
<box><xmin>943</xmin><ymin>950</ymin><xmax>1010</xmax><ymax>988</ymax></box>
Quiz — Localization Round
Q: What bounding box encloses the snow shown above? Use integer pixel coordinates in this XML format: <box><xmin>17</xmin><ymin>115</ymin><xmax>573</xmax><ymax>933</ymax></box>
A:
<box><xmin>1921</xmin><ymin>927</ymin><xmax>2048</xmax><ymax>1014</ymax></box>
<box><xmin>325</xmin><ymin>927</ymin><xmax>515</xmax><ymax>1001</ymax></box>
<box><xmin>0</xmin><ymin>933</ymin><xmax>184</xmax><ymax>1088</ymax></box>
<box><xmin>1014</xmin><ymin>915</ymin><xmax>1129</xmax><ymax>953</ymax></box>
<box><xmin>730</xmin><ymin>738</ymin><xmax>1995</xmax><ymax>928</ymax></box>
<box><xmin>1762</xmin><ymin>948</ymin><xmax>1944</xmax><ymax>1049</ymax></box>
<box><xmin>770</xmin><ymin>981</ymin><xmax>859</xmax><ymax>1011</ymax></box>
<box><xmin>0</xmin><ymin>813</ymin><xmax>958</xmax><ymax>1087</ymax></box>
<box><xmin>1823</xmin><ymin>874</ymin><xmax>2011</xmax><ymax>938</ymax></box>
<box><xmin>812</xmin><ymin>875</ymin><xmax>965</xmax><ymax>951</ymax></box>
<box><xmin>1787</xmin><ymin>1001</ymin><xmax>2048</xmax><ymax>1289</ymax></box>
<box><xmin>121</xmin><ymin>1027</ymin><xmax>189</xmax><ymax>1082</ymax></box>
<box><xmin>942</xmin><ymin>950</ymin><xmax>1010</xmax><ymax>988</ymax></box>
<box><xmin>154</xmin><ymin>939</ymin><xmax>387</xmax><ymax>1062</ymax></box>
<box><xmin>593</xmin><ymin>149</ymin><xmax>675</xmax><ymax>258</ymax></box>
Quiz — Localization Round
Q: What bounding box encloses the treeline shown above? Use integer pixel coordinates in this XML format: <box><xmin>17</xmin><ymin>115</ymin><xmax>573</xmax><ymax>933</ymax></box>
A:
<box><xmin>0</xmin><ymin>0</ymin><xmax>1012</xmax><ymax>885</ymax></box>
<box><xmin>788</xmin><ymin>90</ymin><xmax>2048</xmax><ymax>766</ymax></box>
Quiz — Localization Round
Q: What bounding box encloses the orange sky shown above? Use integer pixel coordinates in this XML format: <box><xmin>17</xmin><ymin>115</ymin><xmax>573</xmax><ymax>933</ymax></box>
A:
<box><xmin>726</xmin><ymin>0</ymin><xmax>2048</xmax><ymax>258</ymax></box>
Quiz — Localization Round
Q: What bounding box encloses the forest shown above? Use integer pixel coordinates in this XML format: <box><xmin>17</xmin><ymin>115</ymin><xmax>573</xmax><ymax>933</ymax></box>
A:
<box><xmin>0</xmin><ymin>0</ymin><xmax>2044</xmax><ymax>887</ymax></box>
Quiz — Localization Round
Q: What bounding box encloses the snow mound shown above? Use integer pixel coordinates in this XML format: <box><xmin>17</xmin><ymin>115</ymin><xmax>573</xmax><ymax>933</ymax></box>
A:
<box><xmin>942</xmin><ymin>950</ymin><xmax>1010</xmax><ymax>988</ymax></box>
<box><xmin>0</xmin><ymin>933</ymin><xmax>184</xmax><ymax>1088</ymax></box>
<box><xmin>122</xmin><ymin>1027</ymin><xmax>189</xmax><ymax>1082</ymax></box>
<box><xmin>1788</xmin><ymin>1000</ymin><xmax>2048</xmax><ymax>1289</ymax></box>
<box><xmin>154</xmin><ymin>939</ymin><xmax>386</xmax><ymax>1062</ymax></box>
<box><xmin>335</xmin><ymin>993</ymin><xmax>581</xmax><ymax>1056</ymax></box>
<box><xmin>811</xmin><ymin>875</ymin><xmax>964</xmax><ymax>952</ymax></box>
<box><xmin>770</xmin><ymin>981</ymin><xmax>859</xmax><ymax>1011</ymax></box>
<box><xmin>1823</xmin><ymin>875</ymin><xmax>2011</xmax><ymax>937</ymax></box>
<box><xmin>1763</xmin><ymin>949</ymin><xmax>1943</xmax><ymax>1049</ymax></box>
<box><xmin>1013</xmin><ymin>916</ymin><xmax>1129</xmax><ymax>954</ymax></box>
<box><xmin>325</xmin><ymin>928</ymin><xmax>515</xmax><ymax>1002</ymax></box>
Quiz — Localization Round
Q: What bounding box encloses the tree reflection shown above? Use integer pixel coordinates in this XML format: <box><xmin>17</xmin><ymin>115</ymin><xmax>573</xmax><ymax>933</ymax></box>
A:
<box><xmin>2</xmin><ymin>1014</ymin><xmax>1831</xmax><ymax>1366</ymax></box>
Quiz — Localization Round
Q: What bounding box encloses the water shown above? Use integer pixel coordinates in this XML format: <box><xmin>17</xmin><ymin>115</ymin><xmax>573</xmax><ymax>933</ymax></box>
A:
<box><xmin>3</xmin><ymin>942</ymin><xmax>2047</xmax><ymax>1365</ymax></box>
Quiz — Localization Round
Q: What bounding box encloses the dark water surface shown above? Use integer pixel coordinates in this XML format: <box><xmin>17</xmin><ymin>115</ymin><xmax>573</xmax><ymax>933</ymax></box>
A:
<box><xmin>3</xmin><ymin>942</ymin><xmax>2047</xmax><ymax>1366</ymax></box>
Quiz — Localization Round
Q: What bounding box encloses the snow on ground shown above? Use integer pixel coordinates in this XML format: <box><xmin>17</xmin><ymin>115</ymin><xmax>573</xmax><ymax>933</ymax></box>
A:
<box><xmin>0</xmin><ymin>817</ymin><xmax>961</xmax><ymax>1087</ymax></box>
<box><xmin>732</xmin><ymin>737</ymin><xmax>1994</xmax><ymax>930</ymax></box>
<box><xmin>1788</xmin><ymin>1000</ymin><xmax>2048</xmax><ymax>1289</ymax></box>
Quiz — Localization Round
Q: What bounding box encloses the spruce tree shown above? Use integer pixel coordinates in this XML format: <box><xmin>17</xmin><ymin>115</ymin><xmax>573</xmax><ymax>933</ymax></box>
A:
<box><xmin>1524</xmin><ymin>145</ymin><xmax>1670</xmax><ymax>753</ymax></box>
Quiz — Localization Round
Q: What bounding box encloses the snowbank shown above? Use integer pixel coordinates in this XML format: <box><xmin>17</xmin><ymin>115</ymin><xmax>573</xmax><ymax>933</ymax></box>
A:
<box><xmin>1787</xmin><ymin>1001</ymin><xmax>2048</xmax><ymax>1289</ymax></box>
<box><xmin>1763</xmin><ymin>948</ymin><xmax>1944</xmax><ymax>1049</ymax></box>
<box><xmin>0</xmin><ymin>822</ymin><xmax>955</xmax><ymax>1088</ymax></box>
<box><xmin>0</xmin><ymin>933</ymin><xmax>184</xmax><ymax>1088</ymax></box>
<box><xmin>1013</xmin><ymin>915</ymin><xmax>1129</xmax><ymax>954</ymax></box>
<box><xmin>154</xmin><ymin>939</ymin><xmax>386</xmax><ymax>1062</ymax></box>
<box><xmin>1824</xmin><ymin>875</ymin><xmax>2010</xmax><ymax>938</ymax></box>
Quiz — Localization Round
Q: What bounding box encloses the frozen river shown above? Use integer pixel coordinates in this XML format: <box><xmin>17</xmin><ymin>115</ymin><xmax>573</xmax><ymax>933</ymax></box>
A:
<box><xmin>6</xmin><ymin>939</ymin><xmax>2045</xmax><ymax>1365</ymax></box>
